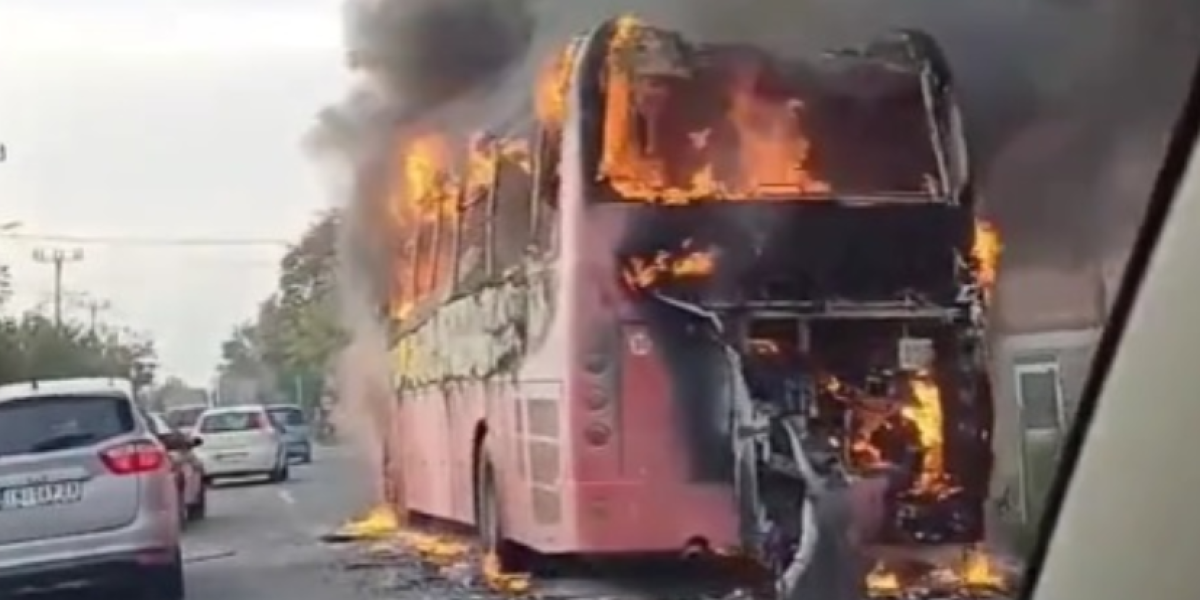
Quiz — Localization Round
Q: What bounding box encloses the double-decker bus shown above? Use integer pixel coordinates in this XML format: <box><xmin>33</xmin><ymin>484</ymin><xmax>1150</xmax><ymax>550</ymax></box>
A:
<box><xmin>377</xmin><ymin>15</ymin><xmax>998</xmax><ymax>588</ymax></box>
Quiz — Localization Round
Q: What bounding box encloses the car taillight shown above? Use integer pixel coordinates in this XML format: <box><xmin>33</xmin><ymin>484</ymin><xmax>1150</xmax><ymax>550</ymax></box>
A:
<box><xmin>100</xmin><ymin>441</ymin><xmax>166</xmax><ymax>475</ymax></box>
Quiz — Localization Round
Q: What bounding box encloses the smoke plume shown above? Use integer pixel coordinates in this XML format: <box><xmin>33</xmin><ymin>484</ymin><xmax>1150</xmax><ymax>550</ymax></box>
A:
<box><xmin>322</xmin><ymin>0</ymin><xmax>1199</xmax><ymax>270</ymax></box>
<box><xmin>307</xmin><ymin>0</ymin><xmax>1199</xmax><ymax>497</ymax></box>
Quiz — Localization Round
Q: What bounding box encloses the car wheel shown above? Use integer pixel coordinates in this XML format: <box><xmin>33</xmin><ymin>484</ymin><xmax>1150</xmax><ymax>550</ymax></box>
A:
<box><xmin>187</xmin><ymin>482</ymin><xmax>207</xmax><ymax>521</ymax></box>
<box><xmin>176</xmin><ymin>485</ymin><xmax>189</xmax><ymax>529</ymax></box>
<box><xmin>140</xmin><ymin>547</ymin><xmax>185</xmax><ymax>600</ymax></box>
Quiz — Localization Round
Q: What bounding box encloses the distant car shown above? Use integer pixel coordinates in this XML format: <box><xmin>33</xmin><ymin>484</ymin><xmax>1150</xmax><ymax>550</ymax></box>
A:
<box><xmin>266</xmin><ymin>404</ymin><xmax>313</xmax><ymax>464</ymax></box>
<box><xmin>164</xmin><ymin>404</ymin><xmax>208</xmax><ymax>437</ymax></box>
<box><xmin>147</xmin><ymin>412</ymin><xmax>208</xmax><ymax>523</ymax></box>
<box><xmin>0</xmin><ymin>377</ymin><xmax>185</xmax><ymax>599</ymax></box>
<box><xmin>192</xmin><ymin>406</ymin><xmax>290</xmax><ymax>483</ymax></box>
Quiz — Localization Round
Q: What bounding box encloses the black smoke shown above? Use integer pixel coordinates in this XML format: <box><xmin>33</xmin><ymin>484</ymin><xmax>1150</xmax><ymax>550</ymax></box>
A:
<box><xmin>314</xmin><ymin>0</ymin><xmax>1200</xmax><ymax>297</ymax></box>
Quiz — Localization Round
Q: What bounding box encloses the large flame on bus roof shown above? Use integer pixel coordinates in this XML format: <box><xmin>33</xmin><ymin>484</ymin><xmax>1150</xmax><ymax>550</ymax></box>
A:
<box><xmin>598</xmin><ymin>15</ymin><xmax>830</xmax><ymax>204</ymax></box>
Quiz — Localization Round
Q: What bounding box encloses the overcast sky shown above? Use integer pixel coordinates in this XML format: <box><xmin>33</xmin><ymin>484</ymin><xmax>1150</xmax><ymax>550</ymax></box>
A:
<box><xmin>0</xmin><ymin>0</ymin><xmax>349</xmax><ymax>385</ymax></box>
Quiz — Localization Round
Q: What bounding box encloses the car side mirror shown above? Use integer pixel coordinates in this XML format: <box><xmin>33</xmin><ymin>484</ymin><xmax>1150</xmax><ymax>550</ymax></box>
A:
<box><xmin>159</xmin><ymin>432</ymin><xmax>192</xmax><ymax>451</ymax></box>
<box><xmin>190</xmin><ymin>437</ymin><xmax>203</xmax><ymax>448</ymax></box>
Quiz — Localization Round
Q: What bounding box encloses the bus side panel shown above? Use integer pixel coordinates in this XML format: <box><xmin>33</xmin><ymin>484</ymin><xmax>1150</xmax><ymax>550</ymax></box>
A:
<box><xmin>402</xmin><ymin>388</ymin><xmax>454</xmax><ymax>518</ymax></box>
<box><xmin>448</xmin><ymin>381</ymin><xmax>486</xmax><ymax>524</ymax></box>
<box><xmin>484</xmin><ymin>380</ymin><xmax>527</xmax><ymax>537</ymax></box>
<box><xmin>506</xmin><ymin>268</ymin><xmax>576</xmax><ymax>553</ymax></box>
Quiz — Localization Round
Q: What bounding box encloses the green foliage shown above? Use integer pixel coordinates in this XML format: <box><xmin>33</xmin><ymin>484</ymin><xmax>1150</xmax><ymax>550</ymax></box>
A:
<box><xmin>217</xmin><ymin>210</ymin><xmax>345</xmax><ymax>406</ymax></box>
<box><xmin>0</xmin><ymin>312</ymin><xmax>156</xmax><ymax>384</ymax></box>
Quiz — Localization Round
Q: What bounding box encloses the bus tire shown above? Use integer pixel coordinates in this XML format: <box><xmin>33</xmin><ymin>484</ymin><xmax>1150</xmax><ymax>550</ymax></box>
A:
<box><xmin>475</xmin><ymin>456</ymin><xmax>524</xmax><ymax>572</ymax></box>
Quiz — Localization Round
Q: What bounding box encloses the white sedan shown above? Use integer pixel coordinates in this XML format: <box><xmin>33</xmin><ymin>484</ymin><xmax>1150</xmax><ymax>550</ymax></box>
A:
<box><xmin>191</xmin><ymin>406</ymin><xmax>290</xmax><ymax>483</ymax></box>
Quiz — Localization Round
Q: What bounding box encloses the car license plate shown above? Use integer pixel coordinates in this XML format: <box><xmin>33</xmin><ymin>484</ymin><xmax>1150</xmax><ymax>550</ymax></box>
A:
<box><xmin>0</xmin><ymin>481</ymin><xmax>84</xmax><ymax>510</ymax></box>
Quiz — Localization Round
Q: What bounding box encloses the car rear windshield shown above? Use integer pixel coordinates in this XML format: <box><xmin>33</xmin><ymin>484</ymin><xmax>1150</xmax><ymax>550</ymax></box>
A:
<box><xmin>165</xmin><ymin>407</ymin><xmax>206</xmax><ymax>428</ymax></box>
<box><xmin>268</xmin><ymin>407</ymin><xmax>306</xmax><ymax>426</ymax></box>
<box><xmin>198</xmin><ymin>411</ymin><xmax>263</xmax><ymax>433</ymax></box>
<box><xmin>0</xmin><ymin>394</ymin><xmax>136</xmax><ymax>458</ymax></box>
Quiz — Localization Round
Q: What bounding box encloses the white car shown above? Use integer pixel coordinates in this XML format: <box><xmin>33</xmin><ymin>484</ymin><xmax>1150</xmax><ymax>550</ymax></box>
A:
<box><xmin>192</xmin><ymin>406</ymin><xmax>290</xmax><ymax>483</ymax></box>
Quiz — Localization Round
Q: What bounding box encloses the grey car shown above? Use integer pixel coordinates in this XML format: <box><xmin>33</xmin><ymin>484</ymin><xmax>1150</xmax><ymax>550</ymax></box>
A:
<box><xmin>0</xmin><ymin>377</ymin><xmax>185</xmax><ymax>598</ymax></box>
<box><xmin>266</xmin><ymin>404</ymin><xmax>313</xmax><ymax>464</ymax></box>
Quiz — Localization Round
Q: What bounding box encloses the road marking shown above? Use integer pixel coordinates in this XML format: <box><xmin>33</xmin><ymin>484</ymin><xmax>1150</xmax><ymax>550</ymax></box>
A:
<box><xmin>184</xmin><ymin>549</ymin><xmax>238</xmax><ymax>564</ymax></box>
<box><xmin>278</xmin><ymin>489</ymin><xmax>296</xmax><ymax>505</ymax></box>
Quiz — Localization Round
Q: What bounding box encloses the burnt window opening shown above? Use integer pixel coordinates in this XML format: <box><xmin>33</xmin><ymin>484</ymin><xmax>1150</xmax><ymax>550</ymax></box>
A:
<box><xmin>493</xmin><ymin>153</ymin><xmax>535</xmax><ymax>273</ymax></box>
<box><xmin>414</xmin><ymin>217</ymin><xmax>437</xmax><ymax>298</ymax></box>
<box><xmin>531</xmin><ymin>127</ymin><xmax>561</xmax><ymax>256</ymax></box>
<box><xmin>394</xmin><ymin>236</ymin><xmax>418</xmax><ymax>319</ymax></box>
<box><xmin>585</xmin><ymin>26</ymin><xmax>947</xmax><ymax>201</ymax></box>
<box><xmin>433</xmin><ymin>189</ymin><xmax>460</xmax><ymax>291</ymax></box>
<box><xmin>457</xmin><ymin>181</ymin><xmax>491</xmax><ymax>293</ymax></box>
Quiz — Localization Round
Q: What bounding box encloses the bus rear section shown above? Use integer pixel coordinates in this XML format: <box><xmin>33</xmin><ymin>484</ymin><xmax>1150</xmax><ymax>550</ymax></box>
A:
<box><xmin>560</xmin><ymin>301</ymin><xmax>740</xmax><ymax>554</ymax></box>
<box><xmin>556</xmin><ymin>16</ymin><xmax>995</xmax><ymax>563</ymax></box>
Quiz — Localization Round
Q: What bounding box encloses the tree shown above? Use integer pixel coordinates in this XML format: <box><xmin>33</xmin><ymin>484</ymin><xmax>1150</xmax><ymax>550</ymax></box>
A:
<box><xmin>274</xmin><ymin>210</ymin><xmax>345</xmax><ymax>375</ymax></box>
<box><xmin>217</xmin><ymin>210</ymin><xmax>346</xmax><ymax>408</ymax></box>
<box><xmin>220</xmin><ymin>322</ymin><xmax>265</xmax><ymax>378</ymax></box>
<box><xmin>0</xmin><ymin>312</ymin><xmax>156</xmax><ymax>384</ymax></box>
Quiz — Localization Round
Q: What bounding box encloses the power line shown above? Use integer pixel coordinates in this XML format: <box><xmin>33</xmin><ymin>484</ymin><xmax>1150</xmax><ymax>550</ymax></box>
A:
<box><xmin>1</xmin><ymin>233</ymin><xmax>291</xmax><ymax>247</ymax></box>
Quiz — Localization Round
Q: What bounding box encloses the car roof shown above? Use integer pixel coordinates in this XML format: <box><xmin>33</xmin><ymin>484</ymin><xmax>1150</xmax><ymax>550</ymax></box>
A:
<box><xmin>0</xmin><ymin>377</ymin><xmax>135</xmax><ymax>404</ymax></box>
<box><xmin>166</xmin><ymin>404</ymin><xmax>209</xmax><ymax>412</ymax></box>
<box><xmin>200</xmin><ymin>405</ymin><xmax>266</xmax><ymax>416</ymax></box>
<box><xmin>265</xmin><ymin>404</ymin><xmax>303</xmax><ymax>411</ymax></box>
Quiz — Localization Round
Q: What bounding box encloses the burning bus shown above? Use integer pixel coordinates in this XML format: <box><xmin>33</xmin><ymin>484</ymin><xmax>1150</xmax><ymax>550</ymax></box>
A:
<box><xmin>376</xmin><ymin>13</ymin><xmax>1001</xmax><ymax>593</ymax></box>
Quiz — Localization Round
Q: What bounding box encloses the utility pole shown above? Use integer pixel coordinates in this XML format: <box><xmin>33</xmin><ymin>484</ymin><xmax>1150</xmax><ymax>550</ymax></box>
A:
<box><xmin>32</xmin><ymin>247</ymin><xmax>83</xmax><ymax>328</ymax></box>
<box><xmin>75</xmin><ymin>295</ymin><xmax>111</xmax><ymax>336</ymax></box>
<box><xmin>0</xmin><ymin>223</ymin><xmax>15</xmax><ymax>307</ymax></box>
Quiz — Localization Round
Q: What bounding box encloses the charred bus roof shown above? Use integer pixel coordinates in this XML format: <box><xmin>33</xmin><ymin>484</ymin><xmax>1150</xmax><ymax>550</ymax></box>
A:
<box><xmin>570</xmin><ymin>17</ymin><xmax>969</xmax><ymax>206</ymax></box>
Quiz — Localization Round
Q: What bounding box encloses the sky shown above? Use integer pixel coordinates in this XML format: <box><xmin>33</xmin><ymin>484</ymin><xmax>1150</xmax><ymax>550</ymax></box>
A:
<box><xmin>0</xmin><ymin>0</ymin><xmax>350</xmax><ymax>385</ymax></box>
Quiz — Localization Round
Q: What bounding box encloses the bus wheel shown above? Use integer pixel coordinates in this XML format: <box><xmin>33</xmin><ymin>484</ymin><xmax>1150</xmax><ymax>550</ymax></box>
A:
<box><xmin>475</xmin><ymin>457</ymin><xmax>524</xmax><ymax>571</ymax></box>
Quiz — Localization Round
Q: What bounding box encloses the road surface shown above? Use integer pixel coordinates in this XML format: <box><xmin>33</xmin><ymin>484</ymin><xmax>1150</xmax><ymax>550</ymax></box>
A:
<box><xmin>170</xmin><ymin>445</ymin><xmax>1015</xmax><ymax>600</ymax></box>
<box><xmin>181</xmin><ymin>444</ymin><xmax>377</xmax><ymax>600</ymax></box>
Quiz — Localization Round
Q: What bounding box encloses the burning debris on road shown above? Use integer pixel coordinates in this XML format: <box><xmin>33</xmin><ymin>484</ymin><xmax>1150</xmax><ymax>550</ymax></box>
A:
<box><xmin>330</xmin><ymin>506</ymin><xmax>533</xmax><ymax>596</ymax></box>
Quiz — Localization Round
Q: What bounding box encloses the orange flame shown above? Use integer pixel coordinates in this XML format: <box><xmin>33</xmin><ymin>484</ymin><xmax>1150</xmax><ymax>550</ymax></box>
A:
<box><xmin>866</xmin><ymin>547</ymin><xmax>1008</xmax><ymax>597</ymax></box>
<box><xmin>620</xmin><ymin>239</ymin><xmax>716</xmax><ymax>289</ymax></box>
<box><xmin>535</xmin><ymin>46</ymin><xmax>574</xmax><ymax>132</ymax></box>
<box><xmin>973</xmin><ymin>219</ymin><xmax>1002</xmax><ymax>297</ymax></box>
<box><xmin>901</xmin><ymin>372</ymin><xmax>956</xmax><ymax>496</ymax></box>
<box><xmin>384</xmin><ymin>130</ymin><xmax>532</xmax><ymax>321</ymax></box>
<box><xmin>596</xmin><ymin>15</ymin><xmax>829</xmax><ymax>204</ymax></box>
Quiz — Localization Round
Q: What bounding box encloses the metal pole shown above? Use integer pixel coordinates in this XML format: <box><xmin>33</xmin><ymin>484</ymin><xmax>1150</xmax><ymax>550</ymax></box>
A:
<box><xmin>53</xmin><ymin>257</ymin><xmax>63</xmax><ymax>328</ymax></box>
<box><xmin>32</xmin><ymin>247</ymin><xmax>83</xmax><ymax>329</ymax></box>
<box><xmin>82</xmin><ymin>297</ymin><xmax>110</xmax><ymax>336</ymax></box>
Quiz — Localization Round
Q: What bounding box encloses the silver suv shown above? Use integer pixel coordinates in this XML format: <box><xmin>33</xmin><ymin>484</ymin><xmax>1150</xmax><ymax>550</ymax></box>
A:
<box><xmin>0</xmin><ymin>377</ymin><xmax>185</xmax><ymax>598</ymax></box>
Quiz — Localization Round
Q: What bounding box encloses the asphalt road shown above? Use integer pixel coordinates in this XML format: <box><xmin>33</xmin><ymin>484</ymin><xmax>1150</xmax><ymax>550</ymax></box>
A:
<box><xmin>168</xmin><ymin>445</ymin><xmax>1016</xmax><ymax>600</ymax></box>
<box><xmin>180</xmin><ymin>444</ymin><xmax>378</xmax><ymax>600</ymax></box>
